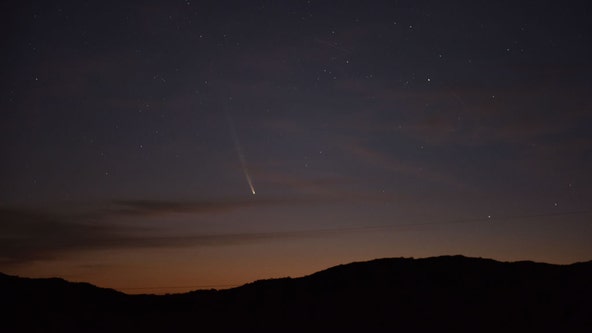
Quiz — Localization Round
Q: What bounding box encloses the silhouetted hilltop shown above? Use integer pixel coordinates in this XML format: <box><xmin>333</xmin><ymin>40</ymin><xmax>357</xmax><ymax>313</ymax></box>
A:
<box><xmin>3</xmin><ymin>256</ymin><xmax>592</xmax><ymax>332</ymax></box>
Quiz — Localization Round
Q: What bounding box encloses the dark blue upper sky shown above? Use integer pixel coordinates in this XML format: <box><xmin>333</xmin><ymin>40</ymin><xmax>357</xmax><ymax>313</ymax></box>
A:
<box><xmin>1</xmin><ymin>0</ymin><xmax>591</xmax><ymax>293</ymax></box>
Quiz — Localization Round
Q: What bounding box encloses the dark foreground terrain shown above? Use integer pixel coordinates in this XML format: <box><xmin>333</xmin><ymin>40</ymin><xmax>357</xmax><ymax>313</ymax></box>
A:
<box><xmin>2</xmin><ymin>256</ymin><xmax>591</xmax><ymax>332</ymax></box>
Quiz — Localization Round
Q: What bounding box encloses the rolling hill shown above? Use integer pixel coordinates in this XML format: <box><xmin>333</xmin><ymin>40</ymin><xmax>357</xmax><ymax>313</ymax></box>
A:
<box><xmin>2</xmin><ymin>255</ymin><xmax>591</xmax><ymax>332</ymax></box>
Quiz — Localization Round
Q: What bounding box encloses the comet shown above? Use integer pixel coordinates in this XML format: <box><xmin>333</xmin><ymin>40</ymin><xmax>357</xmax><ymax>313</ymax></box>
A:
<box><xmin>226</xmin><ymin>113</ymin><xmax>256</xmax><ymax>195</ymax></box>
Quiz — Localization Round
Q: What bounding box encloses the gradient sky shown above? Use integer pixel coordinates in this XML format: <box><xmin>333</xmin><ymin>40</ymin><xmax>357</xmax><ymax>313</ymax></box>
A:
<box><xmin>2</xmin><ymin>0</ymin><xmax>592</xmax><ymax>294</ymax></box>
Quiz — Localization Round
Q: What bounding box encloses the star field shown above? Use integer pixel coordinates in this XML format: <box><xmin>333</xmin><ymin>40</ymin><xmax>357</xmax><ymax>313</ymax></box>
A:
<box><xmin>1</xmin><ymin>0</ymin><xmax>591</xmax><ymax>293</ymax></box>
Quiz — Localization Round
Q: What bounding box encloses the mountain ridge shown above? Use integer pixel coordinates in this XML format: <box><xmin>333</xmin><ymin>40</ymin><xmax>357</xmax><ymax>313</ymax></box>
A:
<box><xmin>2</xmin><ymin>255</ymin><xmax>592</xmax><ymax>332</ymax></box>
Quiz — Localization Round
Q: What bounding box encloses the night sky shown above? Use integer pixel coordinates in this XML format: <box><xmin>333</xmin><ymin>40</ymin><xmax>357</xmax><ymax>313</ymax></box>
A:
<box><xmin>2</xmin><ymin>0</ymin><xmax>592</xmax><ymax>294</ymax></box>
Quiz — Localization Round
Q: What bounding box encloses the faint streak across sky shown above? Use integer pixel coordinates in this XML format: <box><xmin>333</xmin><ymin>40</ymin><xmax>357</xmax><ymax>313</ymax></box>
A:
<box><xmin>226</xmin><ymin>113</ymin><xmax>256</xmax><ymax>195</ymax></box>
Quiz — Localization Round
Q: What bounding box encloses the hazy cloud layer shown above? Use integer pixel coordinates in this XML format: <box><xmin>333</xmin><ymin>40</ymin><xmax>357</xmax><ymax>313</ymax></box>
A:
<box><xmin>108</xmin><ymin>197</ymin><xmax>290</xmax><ymax>216</ymax></box>
<box><xmin>0</xmin><ymin>197</ymin><xmax>345</xmax><ymax>266</ymax></box>
<box><xmin>6</xmin><ymin>201</ymin><xmax>586</xmax><ymax>267</ymax></box>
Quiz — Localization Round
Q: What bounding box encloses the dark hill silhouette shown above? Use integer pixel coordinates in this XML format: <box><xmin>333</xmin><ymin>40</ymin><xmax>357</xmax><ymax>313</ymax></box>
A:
<box><xmin>3</xmin><ymin>256</ymin><xmax>592</xmax><ymax>332</ymax></box>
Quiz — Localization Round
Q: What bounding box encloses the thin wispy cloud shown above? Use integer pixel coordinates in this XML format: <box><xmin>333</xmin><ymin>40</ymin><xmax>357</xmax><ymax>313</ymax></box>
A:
<box><xmin>0</xmin><ymin>197</ymin><xmax>330</xmax><ymax>266</ymax></box>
